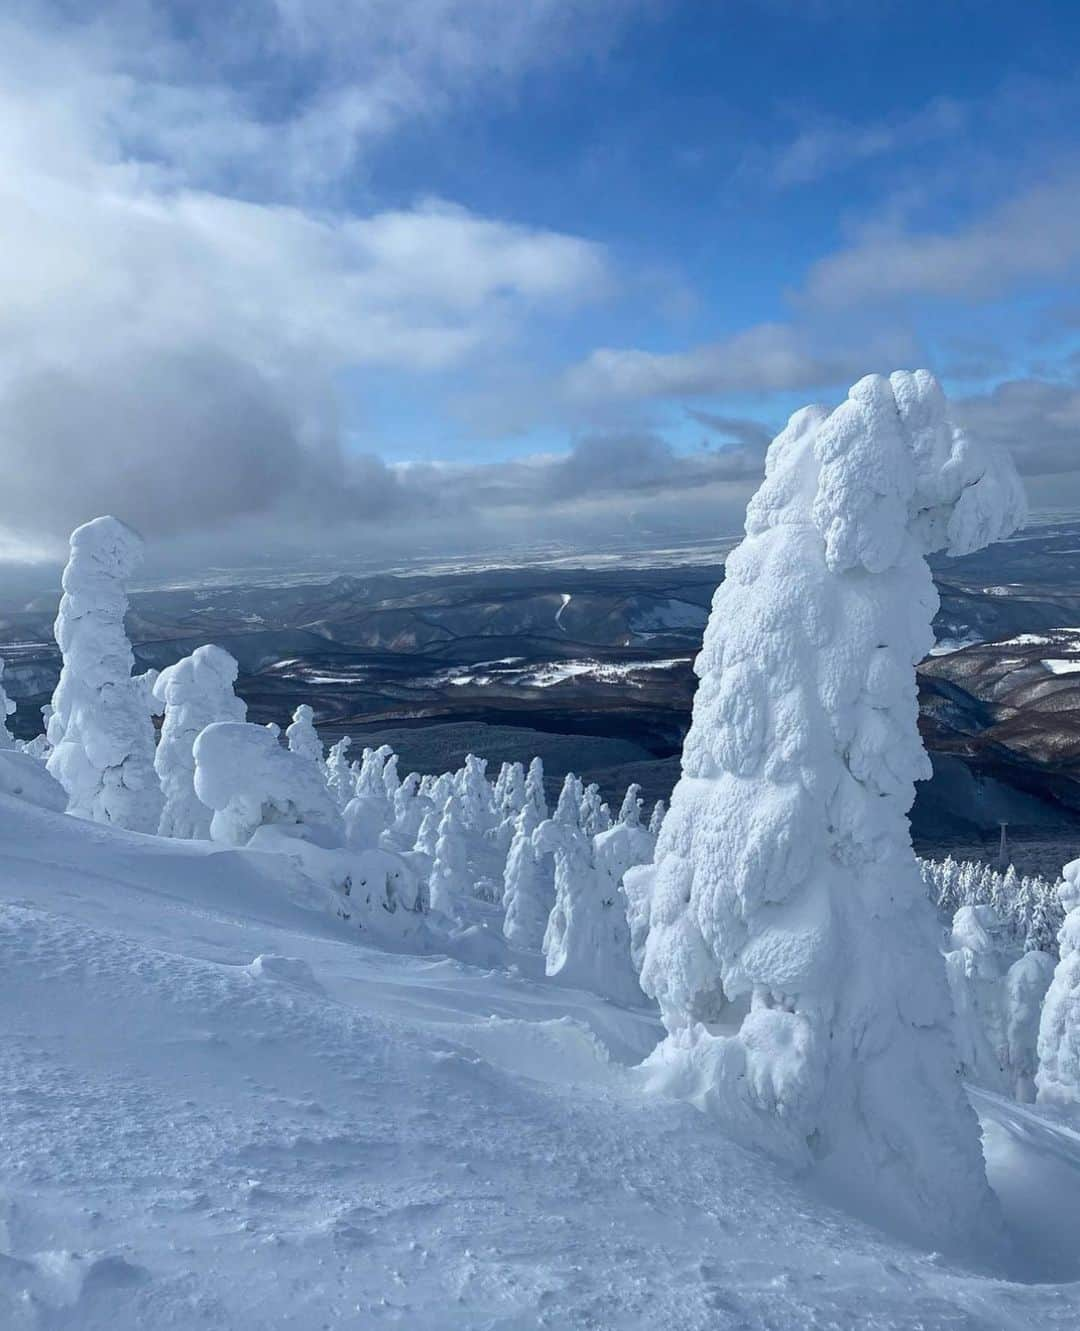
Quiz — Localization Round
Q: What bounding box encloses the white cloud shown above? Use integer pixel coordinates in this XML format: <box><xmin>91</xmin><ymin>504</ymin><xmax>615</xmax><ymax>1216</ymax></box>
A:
<box><xmin>804</xmin><ymin>172</ymin><xmax>1080</xmax><ymax>307</ymax></box>
<box><xmin>563</xmin><ymin>322</ymin><xmax>916</xmax><ymax>403</ymax></box>
<box><xmin>0</xmin><ymin>9</ymin><xmax>615</xmax><ymax>548</ymax></box>
<box><xmin>763</xmin><ymin>97</ymin><xmax>966</xmax><ymax>188</ymax></box>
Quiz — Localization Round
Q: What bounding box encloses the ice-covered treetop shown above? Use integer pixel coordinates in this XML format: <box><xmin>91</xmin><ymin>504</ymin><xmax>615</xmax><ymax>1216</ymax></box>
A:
<box><xmin>748</xmin><ymin>370</ymin><xmax>1026</xmax><ymax>572</ymax></box>
<box><xmin>61</xmin><ymin>516</ymin><xmax>145</xmax><ymax>595</ymax></box>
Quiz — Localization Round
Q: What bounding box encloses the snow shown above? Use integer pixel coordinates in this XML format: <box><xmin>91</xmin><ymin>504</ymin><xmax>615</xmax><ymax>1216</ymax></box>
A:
<box><xmin>1037</xmin><ymin>859</ymin><xmax>1080</xmax><ymax>1107</ymax></box>
<box><xmin>193</xmin><ymin>720</ymin><xmax>343</xmax><ymax>849</ymax></box>
<box><xmin>627</xmin><ymin>370</ymin><xmax>1026</xmax><ymax>1251</ymax></box>
<box><xmin>153</xmin><ymin>645</ymin><xmax>247</xmax><ymax>839</ymax></box>
<box><xmin>3</xmin><ymin>791</ymin><xmax>1080</xmax><ymax>1326</ymax></box>
<box><xmin>1041</xmin><ymin>659</ymin><xmax>1080</xmax><ymax>675</ymax></box>
<box><xmin>46</xmin><ymin>516</ymin><xmax>163</xmax><ymax>832</ymax></box>
<box><xmin>425</xmin><ymin>657</ymin><xmax>687</xmax><ymax>689</ymax></box>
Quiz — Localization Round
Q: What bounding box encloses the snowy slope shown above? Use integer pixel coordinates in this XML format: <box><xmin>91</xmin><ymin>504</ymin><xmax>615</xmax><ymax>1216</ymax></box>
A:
<box><xmin>2</xmin><ymin>797</ymin><xmax>1080</xmax><ymax>1328</ymax></box>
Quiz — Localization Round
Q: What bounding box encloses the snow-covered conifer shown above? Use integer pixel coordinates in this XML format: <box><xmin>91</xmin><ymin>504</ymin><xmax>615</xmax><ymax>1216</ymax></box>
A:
<box><xmin>324</xmin><ymin>736</ymin><xmax>353</xmax><ymax>808</ymax></box>
<box><xmin>1005</xmin><ymin>949</ymin><xmax>1055</xmax><ymax>1103</ymax></box>
<box><xmin>0</xmin><ymin>659</ymin><xmax>16</xmax><ymax>747</ymax></box>
<box><xmin>46</xmin><ymin>516</ymin><xmax>163</xmax><ymax>832</ymax></box>
<box><xmin>617</xmin><ymin>783</ymin><xmax>644</xmax><ymax>827</ymax></box>
<box><xmin>285</xmin><ymin>704</ymin><xmax>323</xmax><ymax>764</ymax></box>
<box><xmin>429</xmin><ymin>794</ymin><xmax>471</xmax><ymax>917</ymax></box>
<box><xmin>943</xmin><ymin>905</ymin><xmax>1015</xmax><ymax>1094</ymax></box>
<box><xmin>414</xmin><ymin>807</ymin><xmax>440</xmax><ymax>860</ymax></box>
<box><xmin>153</xmin><ymin>645</ymin><xmax>246</xmax><ymax>839</ymax></box>
<box><xmin>525</xmin><ymin>756</ymin><xmax>547</xmax><ymax>820</ymax></box>
<box><xmin>382</xmin><ymin>752</ymin><xmax>401</xmax><ymax>800</ymax></box>
<box><xmin>501</xmin><ymin>802</ymin><xmax>552</xmax><ymax>949</ymax></box>
<box><xmin>501</xmin><ymin>761</ymin><xmax>527</xmax><ymax>817</ymax></box>
<box><xmin>193</xmin><ymin>720</ymin><xmax>342</xmax><ymax>848</ymax></box>
<box><xmin>389</xmin><ymin>771</ymin><xmax>427</xmax><ymax>846</ymax></box>
<box><xmin>647</xmin><ymin>799</ymin><xmax>666</xmax><ymax>838</ymax></box>
<box><xmin>580</xmin><ymin>782</ymin><xmax>610</xmax><ymax>835</ymax></box>
<box><xmin>537</xmin><ymin>812</ymin><xmax>642</xmax><ymax>1004</ymax></box>
<box><xmin>342</xmin><ymin>747</ymin><xmax>393</xmax><ymax>851</ymax></box>
<box><xmin>552</xmin><ymin>773</ymin><xmax>582</xmax><ymax>828</ymax></box>
<box><xmin>626</xmin><ymin>371</ymin><xmax>1024</xmax><ymax>1247</ymax></box>
<box><xmin>456</xmin><ymin>753</ymin><xmax>496</xmax><ymax>837</ymax></box>
<box><xmin>1037</xmin><ymin>859</ymin><xmax>1080</xmax><ymax>1106</ymax></box>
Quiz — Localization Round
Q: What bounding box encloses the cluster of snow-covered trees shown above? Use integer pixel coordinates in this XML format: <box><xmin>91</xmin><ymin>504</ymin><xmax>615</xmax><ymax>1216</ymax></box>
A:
<box><xmin>1</xmin><ymin>515</ymin><xmax>661</xmax><ymax>999</ymax></box>
<box><xmin>12</xmin><ymin>372</ymin><xmax>1080</xmax><ymax>1252</ymax></box>
<box><xmin>921</xmin><ymin>856</ymin><xmax>1063</xmax><ymax>955</ymax></box>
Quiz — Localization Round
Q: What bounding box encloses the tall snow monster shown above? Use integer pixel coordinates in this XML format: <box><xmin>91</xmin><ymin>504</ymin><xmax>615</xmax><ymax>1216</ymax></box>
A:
<box><xmin>46</xmin><ymin>516</ymin><xmax>163</xmax><ymax>832</ymax></box>
<box><xmin>625</xmin><ymin>371</ymin><xmax>1025</xmax><ymax>1249</ymax></box>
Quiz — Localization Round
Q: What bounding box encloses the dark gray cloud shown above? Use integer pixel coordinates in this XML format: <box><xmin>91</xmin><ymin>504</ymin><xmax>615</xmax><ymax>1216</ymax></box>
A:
<box><xmin>685</xmin><ymin>410</ymin><xmax>775</xmax><ymax>450</ymax></box>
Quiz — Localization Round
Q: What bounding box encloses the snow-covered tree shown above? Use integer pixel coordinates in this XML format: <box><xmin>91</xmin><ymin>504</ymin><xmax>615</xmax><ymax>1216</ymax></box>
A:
<box><xmin>944</xmin><ymin>905</ymin><xmax>1016</xmax><ymax>1095</ymax></box>
<box><xmin>625</xmin><ymin>371</ymin><xmax>1024</xmax><ymax>1248</ymax></box>
<box><xmin>1037</xmin><ymin>859</ymin><xmax>1080</xmax><ymax>1106</ymax></box>
<box><xmin>525</xmin><ymin>756</ymin><xmax>547</xmax><ymax>820</ymax></box>
<box><xmin>580</xmin><ymin>782</ymin><xmax>610</xmax><ymax>835</ymax></box>
<box><xmin>285</xmin><ymin>704</ymin><xmax>323</xmax><ymax>764</ymax></box>
<box><xmin>414</xmin><ymin>806</ymin><xmax>440</xmax><ymax>860</ymax></box>
<box><xmin>594</xmin><ymin>805</ymin><xmax>655</xmax><ymax>976</ymax></box>
<box><xmin>429</xmin><ymin>794</ymin><xmax>471</xmax><ymax>918</ymax></box>
<box><xmin>1005</xmin><ymin>948</ymin><xmax>1055</xmax><ymax>1103</ymax></box>
<box><xmin>153</xmin><ymin>644</ymin><xmax>246</xmax><ymax>838</ymax></box>
<box><xmin>552</xmin><ymin>772</ymin><xmax>582</xmax><ymax>828</ymax></box>
<box><xmin>456</xmin><ymin>753</ymin><xmax>496</xmax><ymax>837</ymax></box>
<box><xmin>382</xmin><ymin>752</ymin><xmax>401</xmax><ymax>801</ymax></box>
<box><xmin>501</xmin><ymin>802</ymin><xmax>552</xmax><ymax>949</ymax></box>
<box><xmin>538</xmin><ymin>811</ymin><xmax>642</xmax><ymax>1005</ymax></box>
<box><xmin>388</xmin><ymin>771</ymin><xmax>427</xmax><ymax>846</ymax></box>
<box><xmin>342</xmin><ymin>746</ymin><xmax>393</xmax><ymax>850</ymax></box>
<box><xmin>616</xmin><ymin>783</ymin><xmax>644</xmax><ymax>827</ymax></box>
<box><xmin>46</xmin><ymin>516</ymin><xmax>163</xmax><ymax>832</ymax></box>
<box><xmin>193</xmin><ymin>720</ymin><xmax>343</xmax><ymax>848</ymax></box>
<box><xmin>0</xmin><ymin>658</ymin><xmax>16</xmax><ymax>747</ymax></box>
<box><xmin>648</xmin><ymin>799</ymin><xmax>666</xmax><ymax>838</ymax></box>
<box><xmin>324</xmin><ymin>736</ymin><xmax>353</xmax><ymax>808</ymax></box>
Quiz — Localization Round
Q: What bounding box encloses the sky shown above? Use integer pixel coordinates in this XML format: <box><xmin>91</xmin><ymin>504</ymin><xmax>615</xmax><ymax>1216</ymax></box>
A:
<box><xmin>1</xmin><ymin>0</ymin><xmax>1079</xmax><ymax>567</ymax></box>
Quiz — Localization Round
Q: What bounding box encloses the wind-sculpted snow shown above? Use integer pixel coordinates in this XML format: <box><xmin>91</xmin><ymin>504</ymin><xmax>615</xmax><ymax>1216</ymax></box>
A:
<box><xmin>626</xmin><ymin>371</ymin><xmax>1026</xmax><ymax>1250</ymax></box>
<box><xmin>46</xmin><ymin>516</ymin><xmax>163</xmax><ymax>831</ymax></box>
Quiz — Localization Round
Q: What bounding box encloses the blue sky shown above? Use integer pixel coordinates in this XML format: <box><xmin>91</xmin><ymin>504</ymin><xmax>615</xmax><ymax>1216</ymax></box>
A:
<box><xmin>1</xmin><ymin>1</ymin><xmax>1078</xmax><ymax>560</ymax></box>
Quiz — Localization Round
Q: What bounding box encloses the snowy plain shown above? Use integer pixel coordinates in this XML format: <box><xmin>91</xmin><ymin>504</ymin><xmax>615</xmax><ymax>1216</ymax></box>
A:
<box><xmin>4</xmin><ymin>791</ymin><xmax>1080</xmax><ymax>1329</ymax></box>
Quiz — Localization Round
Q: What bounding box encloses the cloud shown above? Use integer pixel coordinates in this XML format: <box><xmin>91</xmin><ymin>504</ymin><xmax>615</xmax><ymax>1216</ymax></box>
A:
<box><xmin>563</xmin><ymin>322</ymin><xmax>916</xmax><ymax>403</ymax></box>
<box><xmin>685</xmin><ymin>410</ymin><xmax>776</xmax><ymax>450</ymax></box>
<box><xmin>0</xmin><ymin>9</ymin><xmax>615</xmax><ymax>551</ymax></box>
<box><xmin>761</xmin><ymin>97</ymin><xmax>966</xmax><ymax>188</ymax></box>
<box><xmin>27</xmin><ymin>0</ymin><xmax>649</xmax><ymax>200</ymax></box>
<box><xmin>804</xmin><ymin>172</ymin><xmax>1080</xmax><ymax>307</ymax></box>
<box><xmin>954</xmin><ymin>378</ymin><xmax>1080</xmax><ymax>479</ymax></box>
